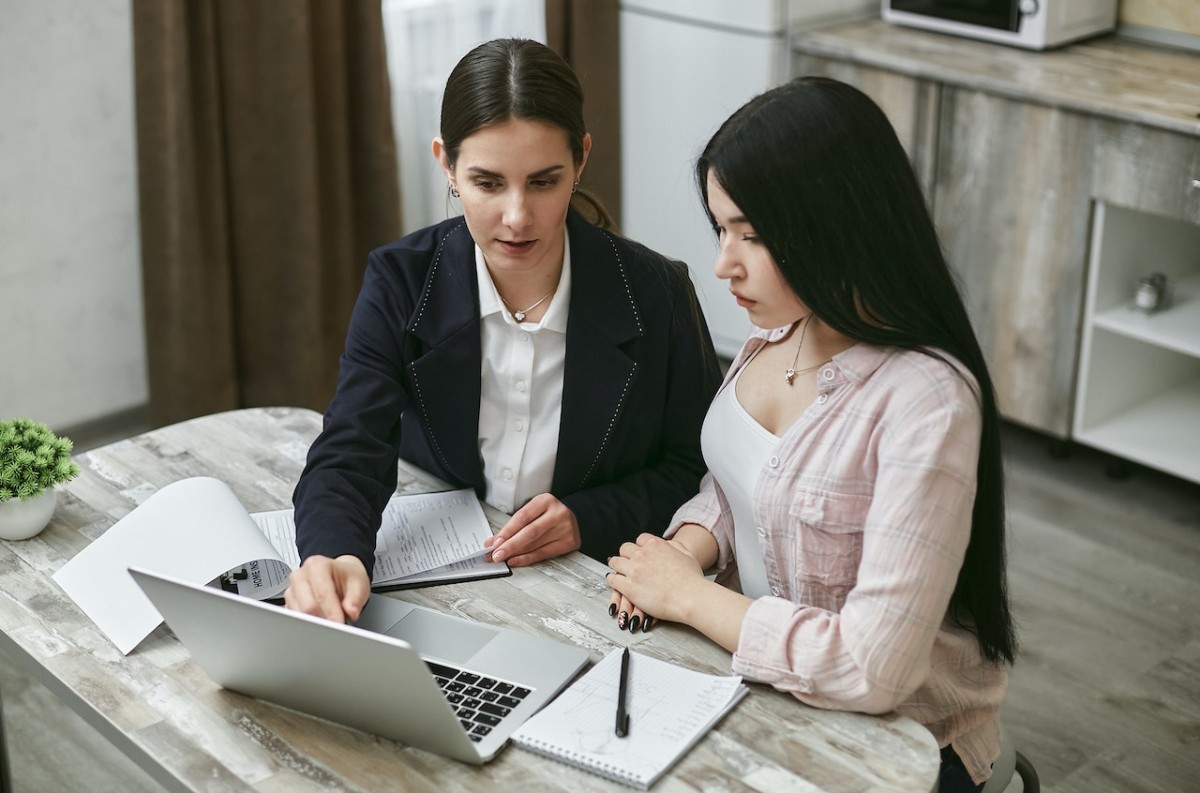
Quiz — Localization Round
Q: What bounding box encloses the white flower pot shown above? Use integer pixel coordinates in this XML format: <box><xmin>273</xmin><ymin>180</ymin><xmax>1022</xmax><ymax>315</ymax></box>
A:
<box><xmin>0</xmin><ymin>488</ymin><xmax>58</xmax><ymax>541</ymax></box>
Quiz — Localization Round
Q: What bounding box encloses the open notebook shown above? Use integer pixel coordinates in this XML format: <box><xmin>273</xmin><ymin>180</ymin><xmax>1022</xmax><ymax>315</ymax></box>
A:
<box><xmin>511</xmin><ymin>648</ymin><xmax>747</xmax><ymax>789</ymax></box>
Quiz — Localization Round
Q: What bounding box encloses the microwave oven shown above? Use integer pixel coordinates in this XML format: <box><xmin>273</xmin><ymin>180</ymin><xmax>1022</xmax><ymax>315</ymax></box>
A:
<box><xmin>881</xmin><ymin>0</ymin><xmax>1118</xmax><ymax>50</ymax></box>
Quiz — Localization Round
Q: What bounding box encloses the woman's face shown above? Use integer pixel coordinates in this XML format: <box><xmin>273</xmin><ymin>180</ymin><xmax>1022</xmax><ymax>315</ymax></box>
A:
<box><xmin>435</xmin><ymin>118</ymin><xmax>588</xmax><ymax>279</ymax></box>
<box><xmin>706</xmin><ymin>172</ymin><xmax>806</xmax><ymax>328</ymax></box>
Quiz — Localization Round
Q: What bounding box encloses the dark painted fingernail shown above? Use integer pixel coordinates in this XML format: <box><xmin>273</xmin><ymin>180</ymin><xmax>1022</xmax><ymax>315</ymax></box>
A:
<box><xmin>617</xmin><ymin>611</ymin><xmax>628</xmax><ymax>630</ymax></box>
<box><xmin>642</xmin><ymin>617</ymin><xmax>653</xmax><ymax>632</ymax></box>
<box><xmin>628</xmin><ymin>615</ymin><xmax>641</xmax><ymax>632</ymax></box>
<box><xmin>608</xmin><ymin>603</ymin><xmax>617</xmax><ymax>617</ymax></box>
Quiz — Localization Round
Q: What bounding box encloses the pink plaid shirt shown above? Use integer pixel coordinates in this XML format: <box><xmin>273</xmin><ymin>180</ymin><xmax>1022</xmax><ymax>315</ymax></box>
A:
<box><xmin>667</xmin><ymin>326</ymin><xmax>1007</xmax><ymax>783</ymax></box>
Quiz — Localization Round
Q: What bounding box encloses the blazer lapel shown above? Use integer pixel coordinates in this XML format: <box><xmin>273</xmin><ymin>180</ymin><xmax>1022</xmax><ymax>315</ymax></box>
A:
<box><xmin>407</xmin><ymin>222</ymin><xmax>486</xmax><ymax>489</ymax></box>
<box><xmin>553</xmin><ymin>214</ymin><xmax>644</xmax><ymax>493</ymax></box>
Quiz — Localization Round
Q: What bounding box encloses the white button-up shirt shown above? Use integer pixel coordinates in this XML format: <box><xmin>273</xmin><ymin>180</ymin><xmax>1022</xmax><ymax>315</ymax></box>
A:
<box><xmin>474</xmin><ymin>239</ymin><xmax>570</xmax><ymax>513</ymax></box>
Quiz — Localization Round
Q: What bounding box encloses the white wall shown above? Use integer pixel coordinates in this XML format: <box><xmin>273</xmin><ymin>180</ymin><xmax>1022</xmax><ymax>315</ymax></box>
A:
<box><xmin>0</xmin><ymin>0</ymin><xmax>147</xmax><ymax>430</ymax></box>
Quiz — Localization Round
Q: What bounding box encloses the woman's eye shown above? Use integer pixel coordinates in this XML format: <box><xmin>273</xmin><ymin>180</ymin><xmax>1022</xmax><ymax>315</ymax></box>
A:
<box><xmin>473</xmin><ymin>180</ymin><xmax>500</xmax><ymax>191</ymax></box>
<box><xmin>531</xmin><ymin>178</ymin><xmax>559</xmax><ymax>189</ymax></box>
<box><xmin>742</xmin><ymin>234</ymin><xmax>760</xmax><ymax>243</ymax></box>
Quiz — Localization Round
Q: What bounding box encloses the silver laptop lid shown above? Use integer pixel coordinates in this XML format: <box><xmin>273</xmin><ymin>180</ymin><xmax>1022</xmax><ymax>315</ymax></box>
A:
<box><xmin>127</xmin><ymin>567</ymin><xmax>587</xmax><ymax>764</ymax></box>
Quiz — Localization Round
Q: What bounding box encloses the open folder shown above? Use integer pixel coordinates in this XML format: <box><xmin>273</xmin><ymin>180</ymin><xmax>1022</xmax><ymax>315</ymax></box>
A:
<box><xmin>53</xmin><ymin>476</ymin><xmax>509</xmax><ymax>653</ymax></box>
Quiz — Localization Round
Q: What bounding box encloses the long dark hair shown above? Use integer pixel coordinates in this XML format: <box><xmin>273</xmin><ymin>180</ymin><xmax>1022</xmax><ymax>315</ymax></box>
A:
<box><xmin>440</xmin><ymin>38</ymin><xmax>612</xmax><ymax>228</ymax></box>
<box><xmin>698</xmin><ymin>76</ymin><xmax>1016</xmax><ymax>665</ymax></box>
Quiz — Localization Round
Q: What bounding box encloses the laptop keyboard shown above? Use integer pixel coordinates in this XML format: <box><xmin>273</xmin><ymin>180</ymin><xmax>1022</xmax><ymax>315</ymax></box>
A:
<box><xmin>426</xmin><ymin>661</ymin><xmax>532</xmax><ymax>742</ymax></box>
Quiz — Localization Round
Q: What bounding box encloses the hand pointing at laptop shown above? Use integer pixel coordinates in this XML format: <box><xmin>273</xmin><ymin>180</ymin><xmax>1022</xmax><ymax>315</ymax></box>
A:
<box><xmin>285</xmin><ymin>555</ymin><xmax>371</xmax><ymax>623</ymax></box>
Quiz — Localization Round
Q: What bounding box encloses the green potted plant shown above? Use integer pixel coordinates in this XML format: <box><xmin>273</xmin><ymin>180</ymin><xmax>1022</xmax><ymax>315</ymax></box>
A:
<box><xmin>0</xmin><ymin>418</ymin><xmax>81</xmax><ymax>540</ymax></box>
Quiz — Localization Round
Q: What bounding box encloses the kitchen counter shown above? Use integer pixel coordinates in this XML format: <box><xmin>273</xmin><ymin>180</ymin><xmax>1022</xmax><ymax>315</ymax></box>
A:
<box><xmin>791</xmin><ymin>18</ymin><xmax>1200</xmax><ymax>136</ymax></box>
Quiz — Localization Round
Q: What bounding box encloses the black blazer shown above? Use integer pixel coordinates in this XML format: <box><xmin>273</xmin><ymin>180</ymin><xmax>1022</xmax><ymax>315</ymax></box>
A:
<box><xmin>294</xmin><ymin>210</ymin><xmax>721</xmax><ymax>572</ymax></box>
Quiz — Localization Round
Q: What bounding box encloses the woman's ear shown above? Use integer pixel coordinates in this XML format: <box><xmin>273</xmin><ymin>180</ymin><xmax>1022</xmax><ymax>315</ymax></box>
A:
<box><xmin>431</xmin><ymin>137</ymin><xmax>452</xmax><ymax>179</ymax></box>
<box><xmin>576</xmin><ymin>132</ymin><xmax>593</xmax><ymax>182</ymax></box>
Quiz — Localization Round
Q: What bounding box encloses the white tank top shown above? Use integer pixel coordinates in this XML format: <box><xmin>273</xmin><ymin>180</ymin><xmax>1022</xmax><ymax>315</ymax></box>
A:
<box><xmin>699</xmin><ymin>362</ymin><xmax>778</xmax><ymax>598</ymax></box>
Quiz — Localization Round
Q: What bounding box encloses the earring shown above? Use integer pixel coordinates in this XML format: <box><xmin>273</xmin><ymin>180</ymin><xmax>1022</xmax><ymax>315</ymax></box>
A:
<box><xmin>571</xmin><ymin>181</ymin><xmax>579</xmax><ymax>194</ymax></box>
<box><xmin>449</xmin><ymin>184</ymin><xmax>460</xmax><ymax>198</ymax></box>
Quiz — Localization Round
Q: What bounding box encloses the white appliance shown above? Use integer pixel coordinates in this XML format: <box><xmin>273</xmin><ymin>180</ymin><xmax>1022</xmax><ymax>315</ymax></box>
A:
<box><xmin>619</xmin><ymin>1</ymin><xmax>873</xmax><ymax>357</ymax></box>
<box><xmin>881</xmin><ymin>0</ymin><xmax>1118</xmax><ymax>50</ymax></box>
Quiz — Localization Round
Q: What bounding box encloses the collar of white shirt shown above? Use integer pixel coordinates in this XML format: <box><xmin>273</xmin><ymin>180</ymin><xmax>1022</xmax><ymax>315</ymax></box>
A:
<box><xmin>475</xmin><ymin>231</ymin><xmax>572</xmax><ymax>333</ymax></box>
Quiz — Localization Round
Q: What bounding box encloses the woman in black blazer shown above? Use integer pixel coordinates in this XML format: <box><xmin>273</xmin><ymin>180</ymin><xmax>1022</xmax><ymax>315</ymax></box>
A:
<box><xmin>286</xmin><ymin>38</ymin><xmax>721</xmax><ymax>623</ymax></box>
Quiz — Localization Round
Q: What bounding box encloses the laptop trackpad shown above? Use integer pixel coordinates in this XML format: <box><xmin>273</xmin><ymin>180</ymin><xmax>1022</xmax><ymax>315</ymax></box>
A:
<box><xmin>383</xmin><ymin>609</ymin><xmax>496</xmax><ymax>665</ymax></box>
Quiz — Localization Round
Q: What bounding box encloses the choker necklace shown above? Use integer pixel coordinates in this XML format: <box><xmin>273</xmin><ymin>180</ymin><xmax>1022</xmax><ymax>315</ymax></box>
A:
<box><xmin>784</xmin><ymin>314</ymin><xmax>818</xmax><ymax>385</ymax></box>
<box><xmin>500</xmin><ymin>289</ymin><xmax>555</xmax><ymax>322</ymax></box>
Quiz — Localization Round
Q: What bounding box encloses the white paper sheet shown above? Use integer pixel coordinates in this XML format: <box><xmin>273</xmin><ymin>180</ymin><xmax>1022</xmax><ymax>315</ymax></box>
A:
<box><xmin>52</xmin><ymin>477</ymin><xmax>286</xmax><ymax>654</ymax></box>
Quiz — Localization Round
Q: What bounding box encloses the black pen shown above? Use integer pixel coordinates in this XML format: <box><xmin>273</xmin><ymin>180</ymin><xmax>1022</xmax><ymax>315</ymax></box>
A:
<box><xmin>615</xmin><ymin>646</ymin><xmax>631</xmax><ymax>737</ymax></box>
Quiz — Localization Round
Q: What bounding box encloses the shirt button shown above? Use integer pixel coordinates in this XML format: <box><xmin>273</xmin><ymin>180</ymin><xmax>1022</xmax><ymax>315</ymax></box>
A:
<box><xmin>817</xmin><ymin>394</ymin><xmax>828</xmax><ymax>405</ymax></box>
<box><xmin>515</xmin><ymin>380</ymin><xmax>527</xmax><ymax>393</ymax></box>
<box><xmin>514</xmin><ymin>419</ymin><xmax>525</xmax><ymax>432</ymax></box>
<box><xmin>519</xmin><ymin>332</ymin><xmax>530</xmax><ymax>343</ymax></box>
<box><xmin>768</xmin><ymin>456</ymin><xmax>780</xmax><ymax>468</ymax></box>
<box><xmin>502</xmin><ymin>468</ymin><xmax>514</xmax><ymax>480</ymax></box>
<box><xmin>771</xmin><ymin>586</ymin><xmax>781</xmax><ymax>596</ymax></box>
<box><xmin>822</xmin><ymin>368</ymin><xmax>835</xmax><ymax>380</ymax></box>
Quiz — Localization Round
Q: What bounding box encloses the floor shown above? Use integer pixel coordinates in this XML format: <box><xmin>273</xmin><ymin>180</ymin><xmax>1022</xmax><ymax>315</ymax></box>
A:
<box><xmin>999</xmin><ymin>426</ymin><xmax>1199</xmax><ymax>793</ymax></box>
<box><xmin>1</xmin><ymin>422</ymin><xmax>1197</xmax><ymax>792</ymax></box>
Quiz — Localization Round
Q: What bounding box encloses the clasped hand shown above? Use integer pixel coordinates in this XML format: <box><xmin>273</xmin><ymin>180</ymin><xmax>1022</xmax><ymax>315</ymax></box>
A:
<box><xmin>606</xmin><ymin>533</ymin><xmax>706</xmax><ymax>631</ymax></box>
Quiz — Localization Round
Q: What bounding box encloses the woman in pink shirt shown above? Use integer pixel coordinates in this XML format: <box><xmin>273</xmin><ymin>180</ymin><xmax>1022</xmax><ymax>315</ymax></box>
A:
<box><xmin>606</xmin><ymin>77</ymin><xmax>1016</xmax><ymax>792</ymax></box>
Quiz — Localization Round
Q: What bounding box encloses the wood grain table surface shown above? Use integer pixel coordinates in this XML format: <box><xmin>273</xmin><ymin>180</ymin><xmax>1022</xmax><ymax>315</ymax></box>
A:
<box><xmin>0</xmin><ymin>407</ymin><xmax>939</xmax><ymax>792</ymax></box>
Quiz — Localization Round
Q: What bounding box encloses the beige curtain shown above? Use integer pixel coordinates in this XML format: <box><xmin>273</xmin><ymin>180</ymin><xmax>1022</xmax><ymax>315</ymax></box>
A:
<box><xmin>132</xmin><ymin>1</ymin><xmax>402</xmax><ymax>428</ymax></box>
<box><xmin>545</xmin><ymin>0</ymin><xmax>621</xmax><ymax>228</ymax></box>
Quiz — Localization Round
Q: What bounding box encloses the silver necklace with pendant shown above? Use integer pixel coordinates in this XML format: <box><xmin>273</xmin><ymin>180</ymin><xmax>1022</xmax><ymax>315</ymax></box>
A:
<box><xmin>784</xmin><ymin>314</ymin><xmax>818</xmax><ymax>385</ymax></box>
<box><xmin>501</xmin><ymin>289</ymin><xmax>555</xmax><ymax>322</ymax></box>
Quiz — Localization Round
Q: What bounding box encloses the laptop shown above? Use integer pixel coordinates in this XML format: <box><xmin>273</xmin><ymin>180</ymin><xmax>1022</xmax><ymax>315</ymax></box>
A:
<box><xmin>128</xmin><ymin>567</ymin><xmax>592</xmax><ymax>764</ymax></box>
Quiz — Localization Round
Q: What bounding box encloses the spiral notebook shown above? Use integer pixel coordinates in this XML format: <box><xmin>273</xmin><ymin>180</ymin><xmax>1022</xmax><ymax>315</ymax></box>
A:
<box><xmin>511</xmin><ymin>648</ymin><xmax>747</xmax><ymax>789</ymax></box>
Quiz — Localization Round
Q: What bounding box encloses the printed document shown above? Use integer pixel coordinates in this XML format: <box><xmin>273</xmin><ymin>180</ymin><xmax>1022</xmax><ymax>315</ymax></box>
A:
<box><xmin>53</xmin><ymin>477</ymin><xmax>505</xmax><ymax>654</ymax></box>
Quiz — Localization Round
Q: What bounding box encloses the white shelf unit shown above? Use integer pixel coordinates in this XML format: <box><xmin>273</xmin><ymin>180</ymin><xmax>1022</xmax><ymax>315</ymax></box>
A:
<box><xmin>1074</xmin><ymin>202</ymin><xmax>1200</xmax><ymax>485</ymax></box>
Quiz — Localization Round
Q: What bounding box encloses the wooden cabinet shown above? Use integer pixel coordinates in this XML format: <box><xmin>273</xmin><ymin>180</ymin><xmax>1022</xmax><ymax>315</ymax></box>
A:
<box><xmin>1073</xmin><ymin>122</ymin><xmax>1200</xmax><ymax>484</ymax></box>
<box><xmin>931</xmin><ymin>87</ymin><xmax>1102</xmax><ymax>435</ymax></box>
<box><xmin>791</xmin><ymin>20</ymin><xmax>1200</xmax><ymax>476</ymax></box>
<box><xmin>1090</xmin><ymin>122</ymin><xmax>1200</xmax><ymax>223</ymax></box>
